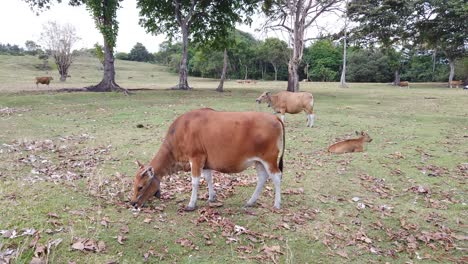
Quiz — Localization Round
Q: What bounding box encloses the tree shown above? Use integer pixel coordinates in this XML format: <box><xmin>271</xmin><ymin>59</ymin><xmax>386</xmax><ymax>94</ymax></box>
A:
<box><xmin>348</xmin><ymin>0</ymin><xmax>414</xmax><ymax>85</ymax></box>
<box><xmin>128</xmin><ymin>42</ymin><xmax>154</xmax><ymax>62</ymax></box>
<box><xmin>346</xmin><ymin>48</ymin><xmax>393</xmax><ymax>82</ymax></box>
<box><xmin>258</xmin><ymin>38</ymin><xmax>289</xmax><ymax>81</ymax></box>
<box><xmin>414</xmin><ymin>0</ymin><xmax>467</xmax><ymax>87</ymax></box>
<box><xmin>25</xmin><ymin>40</ymin><xmax>41</xmax><ymax>55</ymax></box>
<box><xmin>24</xmin><ymin>0</ymin><xmax>127</xmax><ymax>93</ymax></box>
<box><xmin>303</xmin><ymin>39</ymin><xmax>341</xmax><ymax>81</ymax></box>
<box><xmin>40</xmin><ymin>21</ymin><xmax>79</xmax><ymax>81</ymax></box>
<box><xmin>138</xmin><ymin>0</ymin><xmax>258</xmax><ymax>90</ymax></box>
<box><xmin>85</xmin><ymin>0</ymin><xmax>125</xmax><ymax>92</ymax></box>
<box><xmin>263</xmin><ymin>0</ymin><xmax>344</xmax><ymax>92</ymax></box>
<box><xmin>339</xmin><ymin>1</ymin><xmax>348</xmax><ymax>88</ymax></box>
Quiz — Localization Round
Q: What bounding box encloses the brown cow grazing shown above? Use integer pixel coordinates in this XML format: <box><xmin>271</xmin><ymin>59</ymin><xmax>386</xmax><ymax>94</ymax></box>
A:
<box><xmin>449</xmin><ymin>80</ymin><xmax>463</xmax><ymax>88</ymax></box>
<box><xmin>328</xmin><ymin>131</ymin><xmax>373</xmax><ymax>154</ymax></box>
<box><xmin>256</xmin><ymin>91</ymin><xmax>315</xmax><ymax>127</ymax></box>
<box><xmin>399</xmin><ymin>81</ymin><xmax>409</xmax><ymax>88</ymax></box>
<box><xmin>35</xmin><ymin>76</ymin><xmax>53</xmax><ymax>88</ymax></box>
<box><xmin>130</xmin><ymin>108</ymin><xmax>285</xmax><ymax>211</ymax></box>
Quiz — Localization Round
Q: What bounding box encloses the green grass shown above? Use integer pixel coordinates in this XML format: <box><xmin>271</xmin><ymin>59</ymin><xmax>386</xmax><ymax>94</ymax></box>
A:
<box><xmin>0</xmin><ymin>55</ymin><xmax>467</xmax><ymax>263</ymax></box>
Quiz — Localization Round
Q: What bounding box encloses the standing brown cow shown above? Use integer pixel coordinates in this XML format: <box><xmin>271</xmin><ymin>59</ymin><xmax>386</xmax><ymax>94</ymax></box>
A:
<box><xmin>35</xmin><ymin>76</ymin><xmax>53</xmax><ymax>88</ymax></box>
<box><xmin>399</xmin><ymin>81</ymin><xmax>409</xmax><ymax>88</ymax></box>
<box><xmin>449</xmin><ymin>80</ymin><xmax>463</xmax><ymax>88</ymax></box>
<box><xmin>256</xmin><ymin>91</ymin><xmax>315</xmax><ymax>127</ymax></box>
<box><xmin>130</xmin><ymin>108</ymin><xmax>285</xmax><ymax>211</ymax></box>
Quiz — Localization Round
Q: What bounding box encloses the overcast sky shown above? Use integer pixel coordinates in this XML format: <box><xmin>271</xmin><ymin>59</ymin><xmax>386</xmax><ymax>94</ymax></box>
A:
<box><xmin>0</xmin><ymin>0</ymin><xmax>343</xmax><ymax>53</ymax></box>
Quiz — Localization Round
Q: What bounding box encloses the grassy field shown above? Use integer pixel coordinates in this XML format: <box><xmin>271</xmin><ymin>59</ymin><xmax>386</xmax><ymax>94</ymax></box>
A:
<box><xmin>0</xmin><ymin>55</ymin><xmax>467</xmax><ymax>263</ymax></box>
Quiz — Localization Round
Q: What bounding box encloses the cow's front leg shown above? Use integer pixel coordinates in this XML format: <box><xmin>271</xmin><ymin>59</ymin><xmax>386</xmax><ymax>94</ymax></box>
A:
<box><xmin>280</xmin><ymin>110</ymin><xmax>286</xmax><ymax>122</ymax></box>
<box><xmin>203</xmin><ymin>169</ymin><xmax>216</xmax><ymax>202</ymax></box>
<box><xmin>186</xmin><ymin>158</ymin><xmax>204</xmax><ymax>211</ymax></box>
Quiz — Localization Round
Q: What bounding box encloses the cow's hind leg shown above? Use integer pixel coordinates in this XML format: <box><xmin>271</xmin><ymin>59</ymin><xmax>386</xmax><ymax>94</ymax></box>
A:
<box><xmin>203</xmin><ymin>169</ymin><xmax>216</xmax><ymax>202</ymax></box>
<box><xmin>245</xmin><ymin>162</ymin><xmax>268</xmax><ymax>207</ymax></box>
<box><xmin>270</xmin><ymin>171</ymin><xmax>282</xmax><ymax>209</ymax></box>
<box><xmin>305</xmin><ymin>103</ymin><xmax>315</xmax><ymax>127</ymax></box>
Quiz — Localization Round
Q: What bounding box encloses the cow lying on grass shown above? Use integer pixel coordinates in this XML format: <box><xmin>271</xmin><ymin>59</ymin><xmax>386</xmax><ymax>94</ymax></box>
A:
<box><xmin>35</xmin><ymin>76</ymin><xmax>53</xmax><ymax>88</ymax></box>
<box><xmin>130</xmin><ymin>108</ymin><xmax>285</xmax><ymax>211</ymax></box>
<box><xmin>328</xmin><ymin>131</ymin><xmax>372</xmax><ymax>154</ymax></box>
<box><xmin>256</xmin><ymin>91</ymin><xmax>315</xmax><ymax>127</ymax></box>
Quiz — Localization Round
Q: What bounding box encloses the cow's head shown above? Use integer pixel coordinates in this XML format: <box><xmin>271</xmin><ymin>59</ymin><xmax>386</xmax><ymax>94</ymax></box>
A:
<box><xmin>256</xmin><ymin>91</ymin><xmax>271</xmax><ymax>105</ymax></box>
<box><xmin>49</xmin><ymin>77</ymin><xmax>54</xmax><ymax>81</ymax></box>
<box><xmin>130</xmin><ymin>161</ymin><xmax>161</xmax><ymax>209</ymax></box>
<box><xmin>356</xmin><ymin>131</ymin><xmax>372</xmax><ymax>142</ymax></box>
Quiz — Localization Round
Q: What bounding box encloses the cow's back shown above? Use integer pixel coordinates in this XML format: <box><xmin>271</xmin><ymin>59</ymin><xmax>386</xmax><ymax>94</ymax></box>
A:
<box><xmin>166</xmin><ymin>109</ymin><xmax>283</xmax><ymax>173</ymax></box>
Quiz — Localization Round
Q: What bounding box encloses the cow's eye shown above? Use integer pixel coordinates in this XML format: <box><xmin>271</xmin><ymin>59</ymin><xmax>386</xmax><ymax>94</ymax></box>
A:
<box><xmin>138</xmin><ymin>186</ymin><xmax>143</xmax><ymax>191</ymax></box>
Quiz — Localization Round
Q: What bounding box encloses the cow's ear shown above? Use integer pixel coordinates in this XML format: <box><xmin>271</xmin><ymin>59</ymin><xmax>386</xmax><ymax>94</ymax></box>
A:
<box><xmin>266</xmin><ymin>91</ymin><xmax>271</xmax><ymax>96</ymax></box>
<box><xmin>136</xmin><ymin>160</ymin><xmax>144</xmax><ymax>168</ymax></box>
<box><xmin>361</xmin><ymin>131</ymin><xmax>365</xmax><ymax>135</ymax></box>
<box><xmin>355</xmin><ymin>131</ymin><xmax>359</xmax><ymax>135</ymax></box>
<box><xmin>147</xmin><ymin>166</ymin><xmax>155</xmax><ymax>178</ymax></box>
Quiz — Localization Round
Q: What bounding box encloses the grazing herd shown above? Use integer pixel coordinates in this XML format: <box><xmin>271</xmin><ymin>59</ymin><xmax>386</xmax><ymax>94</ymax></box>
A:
<box><xmin>130</xmin><ymin>90</ymin><xmax>374</xmax><ymax>211</ymax></box>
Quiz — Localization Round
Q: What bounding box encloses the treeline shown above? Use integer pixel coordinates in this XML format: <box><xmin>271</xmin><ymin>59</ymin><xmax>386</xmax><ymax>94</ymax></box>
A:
<box><xmin>123</xmin><ymin>30</ymin><xmax>463</xmax><ymax>82</ymax></box>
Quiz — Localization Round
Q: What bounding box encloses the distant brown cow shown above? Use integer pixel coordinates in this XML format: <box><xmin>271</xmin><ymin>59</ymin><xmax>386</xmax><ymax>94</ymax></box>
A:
<box><xmin>399</xmin><ymin>81</ymin><xmax>409</xmax><ymax>88</ymax></box>
<box><xmin>328</xmin><ymin>131</ymin><xmax>373</xmax><ymax>154</ymax></box>
<box><xmin>449</xmin><ymin>80</ymin><xmax>463</xmax><ymax>88</ymax></box>
<box><xmin>256</xmin><ymin>91</ymin><xmax>315</xmax><ymax>127</ymax></box>
<box><xmin>35</xmin><ymin>76</ymin><xmax>53</xmax><ymax>88</ymax></box>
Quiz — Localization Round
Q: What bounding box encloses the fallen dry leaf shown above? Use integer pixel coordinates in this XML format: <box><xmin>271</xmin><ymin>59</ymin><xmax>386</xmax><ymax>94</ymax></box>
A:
<box><xmin>117</xmin><ymin>235</ymin><xmax>126</xmax><ymax>245</ymax></box>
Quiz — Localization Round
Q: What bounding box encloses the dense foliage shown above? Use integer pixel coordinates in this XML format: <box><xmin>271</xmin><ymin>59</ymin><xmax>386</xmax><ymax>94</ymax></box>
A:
<box><xmin>145</xmin><ymin>30</ymin><xmax>462</xmax><ymax>82</ymax></box>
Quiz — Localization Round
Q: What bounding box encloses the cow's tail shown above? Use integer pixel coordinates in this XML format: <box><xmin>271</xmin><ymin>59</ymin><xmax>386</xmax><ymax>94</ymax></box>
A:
<box><xmin>278</xmin><ymin>118</ymin><xmax>285</xmax><ymax>172</ymax></box>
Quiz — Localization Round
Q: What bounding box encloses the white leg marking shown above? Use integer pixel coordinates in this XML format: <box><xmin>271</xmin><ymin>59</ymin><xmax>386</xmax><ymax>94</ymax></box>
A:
<box><xmin>280</xmin><ymin>115</ymin><xmax>285</xmax><ymax>122</ymax></box>
<box><xmin>187</xmin><ymin>176</ymin><xmax>200</xmax><ymax>209</ymax></box>
<box><xmin>309</xmin><ymin>114</ymin><xmax>315</xmax><ymax>127</ymax></box>
<box><xmin>270</xmin><ymin>172</ymin><xmax>282</xmax><ymax>209</ymax></box>
<box><xmin>203</xmin><ymin>169</ymin><xmax>216</xmax><ymax>202</ymax></box>
<box><xmin>246</xmin><ymin>163</ymin><xmax>269</xmax><ymax>207</ymax></box>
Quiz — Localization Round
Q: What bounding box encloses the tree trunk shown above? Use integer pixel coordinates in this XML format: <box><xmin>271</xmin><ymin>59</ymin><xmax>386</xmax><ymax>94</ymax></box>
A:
<box><xmin>216</xmin><ymin>48</ymin><xmax>228</xmax><ymax>92</ymax></box>
<box><xmin>273</xmin><ymin>64</ymin><xmax>278</xmax><ymax>81</ymax></box>
<box><xmin>261</xmin><ymin>64</ymin><xmax>265</xmax><ymax>80</ymax></box>
<box><xmin>448</xmin><ymin>59</ymin><xmax>455</xmax><ymax>88</ymax></box>
<box><xmin>173</xmin><ymin>24</ymin><xmax>191</xmax><ymax>90</ymax></box>
<box><xmin>287</xmin><ymin>12</ymin><xmax>305</xmax><ymax>92</ymax></box>
<box><xmin>431</xmin><ymin>48</ymin><xmax>437</xmax><ymax>81</ymax></box>
<box><xmin>287</xmin><ymin>61</ymin><xmax>300</xmax><ymax>92</ymax></box>
<box><xmin>87</xmin><ymin>41</ymin><xmax>126</xmax><ymax>93</ymax></box>
<box><xmin>244</xmin><ymin>65</ymin><xmax>248</xmax><ymax>80</ymax></box>
<box><xmin>394</xmin><ymin>69</ymin><xmax>400</xmax><ymax>86</ymax></box>
<box><xmin>340</xmin><ymin>15</ymin><xmax>348</xmax><ymax>88</ymax></box>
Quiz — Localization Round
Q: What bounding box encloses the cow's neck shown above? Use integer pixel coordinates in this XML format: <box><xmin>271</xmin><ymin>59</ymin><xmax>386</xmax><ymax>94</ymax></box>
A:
<box><xmin>149</xmin><ymin>142</ymin><xmax>176</xmax><ymax>177</ymax></box>
<box><xmin>269</xmin><ymin>95</ymin><xmax>279</xmax><ymax>110</ymax></box>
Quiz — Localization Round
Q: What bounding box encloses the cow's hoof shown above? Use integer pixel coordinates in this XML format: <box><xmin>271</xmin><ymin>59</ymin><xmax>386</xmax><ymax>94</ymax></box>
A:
<box><xmin>244</xmin><ymin>202</ymin><xmax>255</xmax><ymax>208</ymax></box>
<box><xmin>184</xmin><ymin>205</ymin><xmax>197</xmax><ymax>212</ymax></box>
<box><xmin>208</xmin><ymin>196</ymin><xmax>217</xmax><ymax>203</ymax></box>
